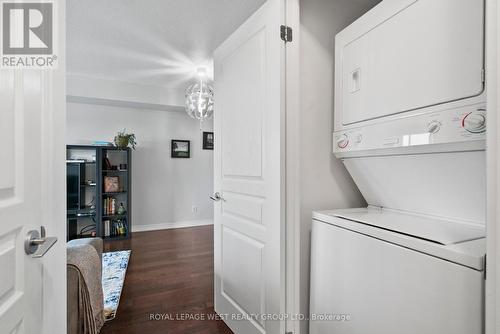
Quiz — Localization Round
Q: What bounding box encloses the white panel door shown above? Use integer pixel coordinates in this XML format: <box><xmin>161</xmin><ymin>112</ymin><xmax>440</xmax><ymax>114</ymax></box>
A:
<box><xmin>0</xmin><ymin>13</ymin><xmax>66</xmax><ymax>334</ymax></box>
<box><xmin>213</xmin><ymin>0</ymin><xmax>285</xmax><ymax>333</ymax></box>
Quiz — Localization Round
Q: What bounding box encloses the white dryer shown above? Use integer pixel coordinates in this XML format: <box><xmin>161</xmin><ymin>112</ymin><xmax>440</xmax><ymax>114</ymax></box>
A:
<box><xmin>310</xmin><ymin>0</ymin><xmax>487</xmax><ymax>333</ymax></box>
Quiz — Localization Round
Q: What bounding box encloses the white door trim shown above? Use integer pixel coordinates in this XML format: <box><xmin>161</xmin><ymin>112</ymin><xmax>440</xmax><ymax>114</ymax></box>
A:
<box><xmin>486</xmin><ymin>0</ymin><xmax>500</xmax><ymax>333</ymax></box>
<box><xmin>284</xmin><ymin>0</ymin><xmax>301</xmax><ymax>333</ymax></box>
<box><xmin>42</xmin><ymin>0</ymin><xmax>67</xmax><ymax>332</ymax></box>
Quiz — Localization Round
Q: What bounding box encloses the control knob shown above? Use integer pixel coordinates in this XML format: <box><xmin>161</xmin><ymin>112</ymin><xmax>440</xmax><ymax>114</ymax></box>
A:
<box><xmin>462</xmin><ymin>111</ymin><xmax>486</xmax><ymax>133</ymax></box>
<box><xmin>336</xmin><ymin>134</ymin><xmax>349</xmax><ymax>149</ymax></box>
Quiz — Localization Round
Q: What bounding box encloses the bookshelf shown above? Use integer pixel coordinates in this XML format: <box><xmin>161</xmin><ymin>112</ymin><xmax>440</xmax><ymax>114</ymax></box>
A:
<box><xmin>66</xmin><ymin>145</ymin><xmax>132</xmax><ymax>241</ymax></box>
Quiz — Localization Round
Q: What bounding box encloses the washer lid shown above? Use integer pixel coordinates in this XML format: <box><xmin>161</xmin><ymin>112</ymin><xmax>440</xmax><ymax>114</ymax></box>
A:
<box><xmin>329</xmin><ymin>207</ymin><xmax>485</xmax><ymax>245</ymax></box>
<box><xmin>313</xmin><ymin>207</ymin><xmax>486</xmax><ymax>270</ymax></box>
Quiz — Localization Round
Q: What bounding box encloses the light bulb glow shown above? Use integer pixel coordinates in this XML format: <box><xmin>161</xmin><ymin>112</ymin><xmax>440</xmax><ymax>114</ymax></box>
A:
<box><xmin>197</xmin><ymin>67</ymin><xmax>208</xmax><ymax>77</ymax></box>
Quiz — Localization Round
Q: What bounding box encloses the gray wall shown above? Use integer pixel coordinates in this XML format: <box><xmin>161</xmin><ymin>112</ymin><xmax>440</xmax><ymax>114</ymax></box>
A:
<box><xmin>67</xmin><ymin>102</ymin><xmax>214</xmax><ymax>230</ymax></box>
<box><xmin>299</xmin><ymin>0</ymin><xmax>380</xmax><ymax>332</ymax></box>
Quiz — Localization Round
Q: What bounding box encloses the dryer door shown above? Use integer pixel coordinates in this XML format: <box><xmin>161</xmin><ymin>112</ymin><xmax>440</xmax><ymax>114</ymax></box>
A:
<box><xmin>337</xmin><ymin>0</ymin><xmax>484</xmax><ymax>126</ymax></box>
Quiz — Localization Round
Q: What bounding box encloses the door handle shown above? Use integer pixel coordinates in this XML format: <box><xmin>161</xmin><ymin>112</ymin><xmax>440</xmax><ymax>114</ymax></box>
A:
<box><xmin>210</xmin><ymin>192</ymin><xmax>225</xmax><ymax>202</ymax></box>
<box><xmin>25</xmin><ymin>226</ymin><xmax>58</xmax><ymax>258</ymax></box>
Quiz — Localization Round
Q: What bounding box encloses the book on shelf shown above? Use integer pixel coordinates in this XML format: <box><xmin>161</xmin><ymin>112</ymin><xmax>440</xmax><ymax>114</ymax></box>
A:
<box><xmin>110</xmin><ymin>220</ymin><xmax>127</xmax><ymax>237</ymax></box>
<box><xmin>104</xmin><ymin>220</ymin><xmax>111</xmax><ymax>237</ymax></box>
<box><xmin>103</xmin><ymin>197</ymin><xmax>117</xmax><ymax>215</ymax></box>
<box><xmin>103</xmin><ymin>217</ymin><xmax>127</xmax><ymax>238</ymax></box>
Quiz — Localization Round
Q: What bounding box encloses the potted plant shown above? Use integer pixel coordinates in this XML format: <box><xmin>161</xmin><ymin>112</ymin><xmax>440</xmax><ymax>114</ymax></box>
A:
<box><xmin>114</xmin><ymin>129</ymin><xmax>137</xmax><ymax>149</ymax></box>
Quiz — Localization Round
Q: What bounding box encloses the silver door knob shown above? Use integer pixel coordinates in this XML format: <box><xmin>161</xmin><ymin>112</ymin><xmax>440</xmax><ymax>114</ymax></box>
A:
<box><xmin>25</xmin><ymin>226</ymin><xmax>58</xmax><ymax>258</ymax></box>
<box><xmin>210</xmin><ymin>192</ymin><xmax>225</xmax><ymax>202</ymax></box>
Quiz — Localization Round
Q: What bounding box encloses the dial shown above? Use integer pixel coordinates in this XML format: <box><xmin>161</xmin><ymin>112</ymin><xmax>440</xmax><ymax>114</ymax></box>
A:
<box><xmin>427</xmin><ymin>120</ymin><xmax>441</xmax><ymax>134</ymax></box>
<box><xmin>462</xmin><ymin>112</ymin><xmax>486</xmax><ymax>133</ymax></box>
<box><xmin>336</xmin><ymin>134</ymin><xmax>349</xmax><ymax>149</ymax></box>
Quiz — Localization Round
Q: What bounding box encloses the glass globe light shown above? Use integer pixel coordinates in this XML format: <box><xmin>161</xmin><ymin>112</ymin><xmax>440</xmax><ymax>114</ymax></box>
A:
<box><xmin>185</xmin><ymin>69</ymin><xmax>214</xmax><ymax>122</ymax></box>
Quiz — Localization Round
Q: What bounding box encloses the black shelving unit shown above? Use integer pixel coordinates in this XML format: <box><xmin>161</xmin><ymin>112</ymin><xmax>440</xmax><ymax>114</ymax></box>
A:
<box><xmin>66</xmin><ymin>145</ymin><xmax>132</xmax><ymax>241</ymax></box>
<box><xmin>100</xmin><ymin>146</ymin><xmax>131</xmax><ymax>240</ymax></box>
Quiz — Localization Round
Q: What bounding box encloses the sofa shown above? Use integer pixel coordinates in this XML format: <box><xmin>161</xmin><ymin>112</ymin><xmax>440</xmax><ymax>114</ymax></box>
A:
<box><xmin>67</xmin><ymin>238</ymin><xmax>104</xmax><ymax>334</ymax></box>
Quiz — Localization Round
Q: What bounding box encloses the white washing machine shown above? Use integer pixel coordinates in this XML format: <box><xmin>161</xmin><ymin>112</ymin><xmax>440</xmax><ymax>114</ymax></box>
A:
<box><xmin>309</xmin><ymin>208</ymin><xmax>485</xmax><ymax>334</ymax></box>
<box><xmin>310</xmin><ymin>0</ymin><xmax>487</xmax><ymax>333</ymax></box>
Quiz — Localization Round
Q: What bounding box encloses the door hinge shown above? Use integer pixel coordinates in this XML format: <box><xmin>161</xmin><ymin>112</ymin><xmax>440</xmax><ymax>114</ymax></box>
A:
<box><xmin>484</xmin><ymin>254</ymin><xmax>487</xmax><ymax>280</ymax></box>
<box><xmin>280</xmin><ymin>25</ymin><xmax>292</xmax><ymax>43</ymax></box>
<box><xmin>481</xmin><ymin>68</ymin><xmax>485</xmax><ymax>83</ymax></box>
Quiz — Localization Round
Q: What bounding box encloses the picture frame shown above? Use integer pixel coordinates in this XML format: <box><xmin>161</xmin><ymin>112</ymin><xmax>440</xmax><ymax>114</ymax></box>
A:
<box><xmin>104</xmin><ymin>176</ymin><xmax>120</xmax><ymax>193</ymax></box>
<box><xmin>203</xmin><ymin>132</ymin><xmax>214</xmax><ymax>150</ymax></box>
<box><xmin>171</xmin><ymin>140</ymin><xmax>190</xmax><ymax>158</ymax></box>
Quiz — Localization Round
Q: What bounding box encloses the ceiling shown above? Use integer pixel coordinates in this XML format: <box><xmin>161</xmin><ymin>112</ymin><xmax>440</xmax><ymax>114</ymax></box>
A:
<box><xmin>67</xmin><ymin>0</ymin><xmax>266</xmax><ymax>90</ymax></box>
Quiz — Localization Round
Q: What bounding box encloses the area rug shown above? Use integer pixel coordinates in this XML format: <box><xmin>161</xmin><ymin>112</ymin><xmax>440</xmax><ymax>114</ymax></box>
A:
<box><xmin>102</xmin><ymin>250</ymin><xmax>131</xmax><ymax>321</ymax></box>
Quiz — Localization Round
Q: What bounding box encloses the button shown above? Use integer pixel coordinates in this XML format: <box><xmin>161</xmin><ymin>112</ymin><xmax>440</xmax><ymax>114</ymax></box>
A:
<box><xmin>336</xmin><ymin>134</ymin><xmax>349</xmax><ymax>149</ymax></box>
<box><xmin>356</xmin><ymin>134</ymin><xmax>363</xmax><ymax>144</ymax></box>
<box><xmin>462</xmin><ymin>112</ymin><xmax>486</xmax><ymax>133</ymax></box>
<box><xmin>428</xmin><ymin>120</ymin><xmax>441</xmax><ymax>134</ymax></box>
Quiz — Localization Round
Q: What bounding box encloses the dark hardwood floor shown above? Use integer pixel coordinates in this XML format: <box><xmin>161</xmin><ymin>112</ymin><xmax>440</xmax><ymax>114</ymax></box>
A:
<box><xmin>101</xmin><ymin>225</ymin><xmax>233</xmax><ymax>334</ymax></box>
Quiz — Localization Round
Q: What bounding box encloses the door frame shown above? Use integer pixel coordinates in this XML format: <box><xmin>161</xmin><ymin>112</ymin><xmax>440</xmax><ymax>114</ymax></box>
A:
<box><xmin>41</xmin><ymin>0</ymin><xmax>67</xmax><ymax>332</ymax></box>
<box><xmin>486</xmin><ymin>0</ymin><xmax>500</xmax><ymax>333</ymax></box>
<box><xmin>284</xmin><ymin>0</ymin><xmax>301</xmax><ymax>333</ymax></box>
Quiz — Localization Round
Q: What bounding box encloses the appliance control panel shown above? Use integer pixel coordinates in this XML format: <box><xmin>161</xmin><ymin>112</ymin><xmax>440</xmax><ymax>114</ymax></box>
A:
<box><xmin>333</xmin><ymin>103</ymin><xmax>486</xmax><ymax>154</ymax></box>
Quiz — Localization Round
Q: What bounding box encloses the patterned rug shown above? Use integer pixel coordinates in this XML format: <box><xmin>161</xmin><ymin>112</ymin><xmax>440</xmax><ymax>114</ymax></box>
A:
<box><xmin>102</xmin><ymin>250</ymin><xmax>131</xmax><ymax>321</ymax></box>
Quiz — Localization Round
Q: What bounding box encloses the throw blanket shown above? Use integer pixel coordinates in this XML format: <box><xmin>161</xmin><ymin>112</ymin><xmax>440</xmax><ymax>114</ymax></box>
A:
<box><xmin>67</xmin><ymin>244</ymin><xmax>104</xmax><ymax>334</ymax></box>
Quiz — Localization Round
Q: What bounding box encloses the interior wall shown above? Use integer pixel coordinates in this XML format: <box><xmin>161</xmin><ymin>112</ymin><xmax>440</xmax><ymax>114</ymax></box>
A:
<box><xmin>67</xmin><ymin>102</ymin><xmax>214</xmax><ymax>230</ymax></box>
<box><xmin>299</xmin><ymin>0</ymin><xmax>380</xmax><ymax>332</ymax></box>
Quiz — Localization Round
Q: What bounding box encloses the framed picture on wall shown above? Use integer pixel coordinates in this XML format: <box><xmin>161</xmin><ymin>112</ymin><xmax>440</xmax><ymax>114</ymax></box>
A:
<box><xmin>203</xmin><ymin>132</ymin><xmax>214</xmax><ymax>150</ymax></box>
<box><xmin>171</xmin><ymin>140</ymin><xmax>190</xmax><ymax>158</ymax></box>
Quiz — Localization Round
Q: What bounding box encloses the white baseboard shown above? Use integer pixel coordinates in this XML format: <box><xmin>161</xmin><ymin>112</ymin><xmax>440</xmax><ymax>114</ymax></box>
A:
<box><xmin>131</xmin><ymin>219</ymin><xmax>213</xmax><ymax>232</ymax></box>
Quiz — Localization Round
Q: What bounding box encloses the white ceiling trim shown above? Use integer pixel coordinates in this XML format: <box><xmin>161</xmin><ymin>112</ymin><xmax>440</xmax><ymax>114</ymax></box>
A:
<box><xmin>67</xmin><ymin>73</ymin><xmax>185</xmax><ymax>109</ymax></box>
<box><xmin>66</xmin><ymin>95</ymin><xmax>185</xmax><ymax>112</ymax></box>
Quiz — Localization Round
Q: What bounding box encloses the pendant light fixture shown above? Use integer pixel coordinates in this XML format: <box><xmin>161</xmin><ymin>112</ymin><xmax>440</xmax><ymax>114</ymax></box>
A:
<box><xmin>185</xmin><ymin>67</ymin><xmax>214</xmax><ymax>127</ymax></box>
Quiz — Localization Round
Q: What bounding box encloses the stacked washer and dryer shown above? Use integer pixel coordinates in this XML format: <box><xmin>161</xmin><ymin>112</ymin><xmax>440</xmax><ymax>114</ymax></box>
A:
<box><xmin>310</xmin><ymin>0</ymin><xmax>487</xmax><ymax>333</ymax></box>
